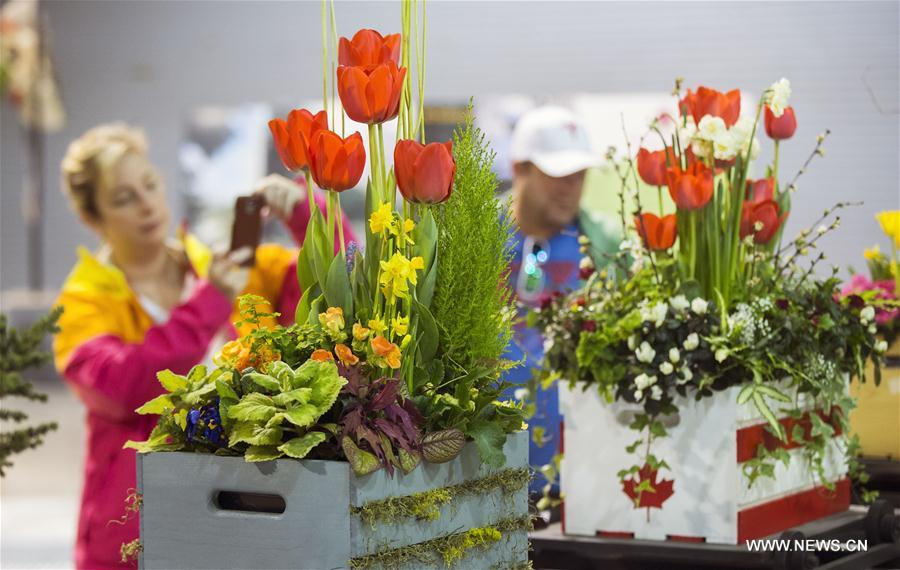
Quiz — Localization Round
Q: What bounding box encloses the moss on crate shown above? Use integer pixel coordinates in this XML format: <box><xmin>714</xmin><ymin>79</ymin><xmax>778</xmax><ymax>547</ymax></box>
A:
<box><xmin>350</xmin><ymin>467</ymin><xmax>530</xmax><ymax>527</ymax></box>
<box><xmin>349</xmin><ymin>514</ymin><xmax>532</xmax><ymax>569</ymax></box>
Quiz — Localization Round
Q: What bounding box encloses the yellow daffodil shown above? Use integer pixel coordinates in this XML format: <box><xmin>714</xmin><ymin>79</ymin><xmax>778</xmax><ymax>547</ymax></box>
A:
<box><xmin>876</xmin><ymin>210</ymin><xmax>900</xmax><ymax>248</ymax></box>
<box><xmin>368</xmin><ymin>318</ymin><xmax>387</xmax><ymax>335</ymax></box>
<box><xmin>404</xmin><ymin>218</ymin><xmax>415</xmax><ymax>233</ymax></box>
<box><xmin>370</xmin><ymin>335</ymin><xmax>402</xmax><ymax>369</ymax></box>
<box><xmin>391</xmin><ymin>315</ymin><xmax>409</xmax><ymax>336</ymax></box>
<box><xmin>380</xmin><ymin>253</ymin><xmax>414</xmax><ymax>299</ymax></box>
<box><xmin>369</xmin><ymin>203</ymin><xmax>395</xmax><ymax>235</ymax></box>
<box><xmin>318</xmin><ymin>307</ymin><xmax>345</xmax><ymax>339</ymax></box>
<box><xmin>864</xmin><ymin>245</ymin><xmax>884</xmax><ymax>261</ymax></box>
<box><xmin>352</xmin><ymin>322</ymin><xmax>370</xmax><ymax>342</ymax></box>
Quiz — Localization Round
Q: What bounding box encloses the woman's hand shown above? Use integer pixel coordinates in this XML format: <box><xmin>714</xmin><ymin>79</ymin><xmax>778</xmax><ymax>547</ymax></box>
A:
<box><xmin>252</xmin><ymin>173</ymin><xmax>304</xmax><ymax>219</ymax></box>
<box><xmin>208</xmin><ymin>247</ymin><xmax>252</xmax><ymax>299</ymax></box>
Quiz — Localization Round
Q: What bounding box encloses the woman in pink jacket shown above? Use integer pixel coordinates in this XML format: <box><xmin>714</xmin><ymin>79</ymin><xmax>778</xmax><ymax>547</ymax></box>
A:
<box><xmin>53</xmin><ymin>123</ymin><xmax>355</xmax><ymax>569</ymax></box>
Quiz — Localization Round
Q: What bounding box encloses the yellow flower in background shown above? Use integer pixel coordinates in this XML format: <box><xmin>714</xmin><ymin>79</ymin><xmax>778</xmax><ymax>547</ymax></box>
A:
<box><xmin>318</xmin><ymin>307</ymin><xmax>345</xmax><ymax>339</ymax></box>
<box><xmin>352</xmin><ymin>322</ymin><xmax>371</xmax><ymax>342</ymax></box>
<box><xmin>369</xmin><ymin>202</ymin><xmax>395</xmax><ymax>235</ymax></box>
<box><xmin>876</xmin><ymin>210</ymin><xmax>900</xmax><ymax>248</ymax></box>
<box><xmin>404</xmin><ymin>218</ymin><xmax>415</xmax><ymax>233</ymax></box>
<box><xmin>864</xmin><ymin>245</ymin><xmax>884</xmax><ymax>261</ymax></box>
<box><xmin>368</xmin><ymin>318</ymin><xmax>387</xmax><ymax>335</ymax></box>
<box><xmin>391</xmin><ymin>315</ymin><xmax>409</xmax><ymax>336</ymax></box>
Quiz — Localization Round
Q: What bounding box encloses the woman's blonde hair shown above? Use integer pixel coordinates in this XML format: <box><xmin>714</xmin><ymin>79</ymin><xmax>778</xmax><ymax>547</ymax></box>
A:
<box><xmin>60</xmin><ymin>123</ymin><xmax>147</xmax><ymax>219</ymax></box>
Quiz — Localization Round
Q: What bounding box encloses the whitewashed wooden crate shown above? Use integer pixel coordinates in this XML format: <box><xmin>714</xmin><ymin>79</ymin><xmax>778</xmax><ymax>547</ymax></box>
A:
<box><xmin>559</xmin><ymin>382</ymin><xmax>849</xmax><ymax>544</ymax></box>
<box><xmin>137</xmin><ymin>431</ymin><xmax>529</xmax><ymax>569</ymax></box>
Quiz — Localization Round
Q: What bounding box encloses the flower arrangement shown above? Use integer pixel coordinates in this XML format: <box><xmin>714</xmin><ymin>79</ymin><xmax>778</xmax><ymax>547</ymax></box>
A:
<box><xmin>842</xmin><ymin>211</ymin><xmax>900</xmax><ymax>344</ymax></box>
<box><xmin>532</xmin><ymin>77</ymin><xmax>888</xmax><ymax>506</ymax></box>
<box><xmin>127</xmin><ymin>4</ymin><xmax>524</xmax><ymax>477</ymax></box>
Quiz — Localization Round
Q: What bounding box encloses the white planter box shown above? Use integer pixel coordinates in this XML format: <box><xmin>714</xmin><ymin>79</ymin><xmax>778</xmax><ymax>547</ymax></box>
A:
<box><xmin>559</xmin><ymin>383</ymin><xmax>849</xmax><ymax>544</ymax></box>
<box><xmin>137</xmin><ymin>431</ymin><xmax>529</xmax><ymax>569</ymax></box>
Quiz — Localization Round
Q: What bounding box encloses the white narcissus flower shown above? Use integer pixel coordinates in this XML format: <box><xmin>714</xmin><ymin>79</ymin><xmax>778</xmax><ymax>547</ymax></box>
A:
<box><xmin>579</xmin><ymin>256</ymin><xmax>594</xmax><ymax>270</ymax></box>
<box><xmin>875</xmin><ymin>340</ymin><xmax>888</xmax><ymax>353</ymax></box>
<box><xmin>514</xmin><ymin>388</ymin><xmax>528</xmax><ymax>401</ymax></box>
<box><xmin>726</xmin><ymin>115</ymin><xmax>761</xmax><ymax>161</ymax></box>
<box><xmin>635</xmin><ymin>341</ymin><xmax>656</xmax><ymax>363</ymax></box>
<box><xmin>683</xmin><ymin>333</ymin><xmax>700</xmax><ymax>351</ymax></box>
<box><xmin>669</xmin><ymin>347</ymin><xmax>681</xmax><ymax>363</ymax></box>
<box><xmin>715</xmin><ymin>348</ymin><xmax>729</xmax><ymax>363</ymax></box>
<box><xmin>650</xmin><ymin>385</ymin><xmax>663</xmax><ymax>401</ymax></box>
<box><xmin>860</xmin><ymin>306</ymin><xmax>875</xmax><ymax>324</ymax></box>
<box><xmin>659</xmin><ymin>362</ymin><xmax>675</xmax><ymax>375</ymax></box>
<box><xmin>691</xmin><ymin>298</ymin><xmax>709</xmax><ymax>315</ymax></box>
<box><xmin>670</xmin><ymin>295</ymin><xmax>690</xmax><ymax>312</ymax></box>
<box><xmin>767</xmin><ymin>78</ymin><xmax>792</xmax><ymax>117</ymax></box>
<box><xmin>634</xmin><ymin>373</ymin><xmax>657</xmax><ymax>390</ymax></box>
<box><xmin>868</xmin><ymin>324</ymin><xmax>877</xmax><ymax>335</ymax></box>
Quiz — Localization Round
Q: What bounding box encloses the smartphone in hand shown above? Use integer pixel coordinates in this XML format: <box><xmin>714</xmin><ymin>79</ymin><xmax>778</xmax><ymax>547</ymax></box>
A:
<box><xmin>230</xmin><ymin>195</ymin><xmax>264</xmax><ymax>267</ymax></box>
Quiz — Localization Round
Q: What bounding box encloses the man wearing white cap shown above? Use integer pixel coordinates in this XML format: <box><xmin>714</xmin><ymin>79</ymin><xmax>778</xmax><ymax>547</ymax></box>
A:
<box><xmin>504</xmin><ymin>105</ymin><xmax>621</xmax><ymax>497</ymax></box>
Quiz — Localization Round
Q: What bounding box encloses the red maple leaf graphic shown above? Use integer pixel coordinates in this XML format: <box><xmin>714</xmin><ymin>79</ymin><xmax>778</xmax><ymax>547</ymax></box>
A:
<box><xmin>622</xmin><ymin>463</ymin><xmax>675</xmax><ymax>510</ymax></box>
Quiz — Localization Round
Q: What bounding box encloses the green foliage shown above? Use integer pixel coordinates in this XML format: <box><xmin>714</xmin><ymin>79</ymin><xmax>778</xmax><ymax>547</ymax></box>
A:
<box><xmin>349</xmin><ymin>514</ymin><xmax>531</xmax><ymax>569</ymax></box>
<box><xmin>424</xmin><ymin>104</ymin><xmax>522</xmax><ymax>465</ymax></box>
<box><xmin>0</xmin><ymin>308</ymin><xmax>61</xmax><ymax>476</ymax></box>
<box><xmin>350</xmin><ymin>467</ymin><xmax>530</xmax><ymax>528</ymax></box>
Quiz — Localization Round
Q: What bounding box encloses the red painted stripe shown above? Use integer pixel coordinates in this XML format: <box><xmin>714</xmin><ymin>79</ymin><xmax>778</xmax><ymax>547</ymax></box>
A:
<box><xmin>667</xmin><ymin>534</ymin><xmax>706</xmax><ymax>543</ymax></box>
<box><xmin>737</xmin><ymin>478</ymin><xmax>850</xmax><ymax>543</ymax></box>
<box><xmin>736</xmin><ymin>407</ymin><xmax>843</xmax><ymax>463</ymax></box>
<box><xmin>597</xmin><ymin>530</ymin><xmax>635</xmax><ymax>539</ymax></box>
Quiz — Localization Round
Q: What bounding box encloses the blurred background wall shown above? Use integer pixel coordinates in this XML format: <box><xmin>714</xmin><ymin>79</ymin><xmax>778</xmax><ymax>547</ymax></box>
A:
<box><xmin>0</xmin><ymin>2</ymin><xmax>897</xmax><ymax>568</ymax></box>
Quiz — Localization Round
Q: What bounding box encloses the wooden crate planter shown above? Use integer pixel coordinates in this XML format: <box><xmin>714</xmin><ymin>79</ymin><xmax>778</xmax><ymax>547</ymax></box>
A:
<box><xmin>137</xmin><ymin>431</ymin><xmax>530</xmax><ymax>569</ymax></box>
<box><xmin>559</xmin><ymin>383</ymin><xmax>849</xmax><ymax>544</ymax></box>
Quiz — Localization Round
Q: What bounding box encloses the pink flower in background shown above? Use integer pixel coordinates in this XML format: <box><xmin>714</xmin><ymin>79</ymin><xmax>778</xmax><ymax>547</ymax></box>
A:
<box><xmin>841</xmin><ymin>274</ymin><xmax>899</xmax><ymax>325</ymax></box>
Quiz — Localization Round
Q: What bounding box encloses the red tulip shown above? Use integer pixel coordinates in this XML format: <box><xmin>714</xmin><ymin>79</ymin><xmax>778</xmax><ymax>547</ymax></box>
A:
<box><xmin>666</xmin><ymin>162</ymin><xmax>714</xmax><ymax>211</ymax></box>
<box><xmin>745</xmin><ymin>177</ymin><xmax>776</xmax><ymax>204</ymax></box>
<box><xmin>681</xmin><ymin>86</ymin><xmax>741</xmax><ymax>128</ymax></box>
<box><xmin>764</xmin><ymin>106</ymin><xmax>797</xmax><ymax>140</ymax></box>
<box><xmin>339</xmin><ymin>29</ymin><xmax>401</xmax><ymax>70</ymax></box>
<box><xmin>634</xmin><ymin>212</ymin><xmax>677</xmax><ymax>251</ymax></box>
<box><xmin>308</xmin><ymin>130</ymin><xmax>366</xmax><ymax>192</ymax></box>
<box><xmin>337</xmin><ymin>62</ymin><xmax>406</xmax><ymax>125</ymax></box>
<box><xmin>394</xmin><ymin>140</ymin><xmax>456</xmax><ymax>204</ymax></box>
<box><xmin>741</xmin><ymin>199</ymin><xmax>787</xmax><ymax>245</ymax></box>
<box><xmin>268</xmin><ymin>109</ymin><xmax>328</xmax><ymax>172</ymax></box>
<box><xmin>636</xmin><ymin>147</ymin><xmax>675</xmax><ymax>187</ymax></box>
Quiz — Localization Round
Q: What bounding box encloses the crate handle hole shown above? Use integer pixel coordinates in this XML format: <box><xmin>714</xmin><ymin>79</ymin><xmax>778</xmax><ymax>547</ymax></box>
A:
<box><xmin>214</xmin><ymin>491</ymin><xmax>286</xmax><ymax>514</ymax></box>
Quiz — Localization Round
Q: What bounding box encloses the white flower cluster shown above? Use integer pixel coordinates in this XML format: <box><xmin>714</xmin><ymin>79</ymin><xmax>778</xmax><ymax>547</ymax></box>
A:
<box><xmin>640</xmin><ymin>301</ymin><xmax>669</xmax><ymax>327</ymax></box>
<box><xmin>805</xmin><ymin>352</ymin><xmax>838</xmax><ymax>383</ymax></box>
<box><xmin>766</xmin><ymin>78</ymin><xmax>792</xmax><ymax>117</ymax></box>
<box><xmin>728</xmin><ymin>301</ymin><xmax>772</xmax><ymax>346</ymax></box>
<box><xmin>860</xmin><ymin>306</ymin><xmax>875</xmax><ymax>325</ymax></box>
<box><xmin>682</xmin><ymin>114</ymin><xmax>760</xmax><ymax>163</ymax></box>
<box><xmin>633</xmin><ymin>373</ymin><xmax>663</xmax><ymax>401</ymax></box>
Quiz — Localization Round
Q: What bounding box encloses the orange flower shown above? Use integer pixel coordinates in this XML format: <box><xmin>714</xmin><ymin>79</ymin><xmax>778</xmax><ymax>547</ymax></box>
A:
<box><xmin>636</xmin><ymin>147</ymin><xmax>675</xmax><ymax>187</ymax></box>
<box><xmin>634</xmin><ymin>212</ymin><xmax>677</xmax><ymax>251</ymax></box>
<box><xmin>308</xmin><ymin>130</ymin><xmax>367</xmax><ymax>192</ymax></box>
<box><xmin>311</xmin><ymin>349</ymin><xmax>334</xmax><ymax>362</ymax></box>
<box><xmin>764</xmin><ymin>106</ymin><xmax>797</xmax><ymax>140</ymax></box>
<box><xmin>334</xmin><ymin>343</ymin><xmax>359</xmax><ymax>366</ymax></box>
<box><xmin>666</xmin><ymin>162</ymin><xmax>714</xmax><ymax>211</ymax></box>
<box><xmin>681</xmin><ymin>86</ymin><xmax>741</xmax><ymax>128</ymax></box>
<box><xmin>745</xmin><ymin>177</ymin><xmax>776</xmax><ymax>203</ymax></box>
<box><xmin>394</xmin><ymin>140</ymin><xmax>456</xmax><ymax>204</ymax></box>
<box><xmin>338</xmin><ymin>29</ymin><xmax>401</xmax><ymax>70</ymax></box>
<box><xmin>268</xmin><ymin>109</ymin><xmax>328</xmax><ymax>172</ymax></box>
<box><xmin>336</xmin><ymin>62</ymin><xmax>406</xmax><ymax>125</ymax></box>
<box><xmin>741</xmin><ymin>177</ymin><xmax>787</xmax><ymax>245</ymax></box>
<box><xmin>370</xmin><ymin>335</ymin><xmax>401</xmax><ymax>369</ymax></box>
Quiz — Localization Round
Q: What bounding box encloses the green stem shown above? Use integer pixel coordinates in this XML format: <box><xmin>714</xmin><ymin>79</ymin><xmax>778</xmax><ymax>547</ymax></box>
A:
<box><xmin>326</xmin><ymin>191</ymin><xmax>336</xmax><ymax>251</ymax></box>
<box><xmin>336</xmin><ymin>194</ymin><xmax>346</xmax><ymax>257</ymax></box>
<box><xmin>773</xmin><ymin>140</ymin><xmax>780</xmax><ymax>185</ymax></box>
<box><xmin>690</xmin><ymin>211</ymin><xmax>697</xmax><ymax>279</ymax></box>
<box><xmin>378</xmin><ymin>123</ymin><xmax>392</xmax><ymax>207</ymax></box>
<box><xmin>656</xmin><ymin>185</ymin><xmax>663</xmax><ymax>214</ymax></box>
<box><xmin>304</xmin><ymin>170</ymin><xmax>317</xmax><ymax>217</ymax></box>
<box><xmin>368</xmin><ymin>123</ymin><xmax>382</xmax><ymax>204</ymax></box>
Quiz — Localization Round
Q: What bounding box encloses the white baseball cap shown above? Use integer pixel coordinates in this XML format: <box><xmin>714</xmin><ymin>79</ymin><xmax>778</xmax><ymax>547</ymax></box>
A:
<box><xmin>510</xmin><ymin>106</ymin><xmax>598</xmax><ymax>178</ymax></box>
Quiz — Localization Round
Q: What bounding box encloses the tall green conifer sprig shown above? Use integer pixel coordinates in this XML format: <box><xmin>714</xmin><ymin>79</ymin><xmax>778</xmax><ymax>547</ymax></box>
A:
<box><xmin>0</xmin><ymin>307</ymin><xmax>61</xmax><ymax>476</ymax></box>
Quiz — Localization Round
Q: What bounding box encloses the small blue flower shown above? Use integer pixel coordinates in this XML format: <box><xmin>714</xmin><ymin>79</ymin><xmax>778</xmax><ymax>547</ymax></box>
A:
<box><xmin>185</xmin><ymin>398</ymin><xmax>227</xmax><ymax>447</ymax></box>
